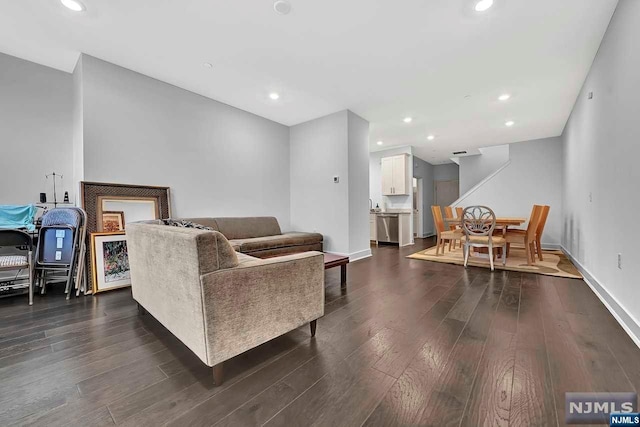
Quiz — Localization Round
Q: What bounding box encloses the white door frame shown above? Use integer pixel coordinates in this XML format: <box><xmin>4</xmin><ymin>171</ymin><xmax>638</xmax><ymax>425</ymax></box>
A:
<box><xmin>413</xmin><ymin>177</ymin><xmax>424</xmax><ymax>238</ymax></box>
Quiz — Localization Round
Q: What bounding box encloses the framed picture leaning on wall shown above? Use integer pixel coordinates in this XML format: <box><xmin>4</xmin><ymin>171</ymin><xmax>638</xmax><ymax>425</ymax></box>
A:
<box><xmin>101</xmin><ymin>211</ymin><xmax>125</xmax><ymax>232</ymax></box>
<box><xmin>90</xmin><ymin>231</ymin><xmax>131</xmax><ymax>293</ymax></box>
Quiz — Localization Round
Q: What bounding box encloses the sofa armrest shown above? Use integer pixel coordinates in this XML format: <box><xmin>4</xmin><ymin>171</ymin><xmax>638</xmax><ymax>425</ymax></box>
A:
<box><xmin>199</xmin><ymin>251</ymin><xmax>324</xmax><ymax>366</ymax></box>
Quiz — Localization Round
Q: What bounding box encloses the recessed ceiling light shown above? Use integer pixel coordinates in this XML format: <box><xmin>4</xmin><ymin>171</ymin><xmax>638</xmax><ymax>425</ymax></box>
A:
<box><xmin>427</xmin><ymin>135</ymin><xmax>435</xmax><ymax>141</ymax></box>
<box><xmin>269</xmin><ymin>92</ymin><xmax>280</xmax><ymax>100</ymax></box>
<box><xmin>505</xmin><ymin>120</ymin><xmax>515</xmax><ymax>127</ymax></box>
<box><xmin>273</xmin><ymin>0</ymin><xmax>292</xmax><ymax>15</ymax></box>
<box><xmin>203</xmin><ymin>63</ymin><xmax>213</xmax><ymax>69</ymax></box>
<box><xmin>498</xmin><ymin>93</ymin><xmax>511</xmax><ymax>101</ymax></box>
<box><xmin>403</xmin><ymin>117</ymin><xmax>413</xmax><ymax>123</ymax></box>
<box><xmin>474</xmin><ymin>0</ymin><xmax>494</xmax><ymax>12</ymax></box>
<box><xmin>60</xmin><ymin>0</ymin><xmax>85</xmax><ymax>12</ymax></box>
<box><xmin>377</xmin><ymin>141</ymin><xmax>384</xmax><ymax>146</ymax></box>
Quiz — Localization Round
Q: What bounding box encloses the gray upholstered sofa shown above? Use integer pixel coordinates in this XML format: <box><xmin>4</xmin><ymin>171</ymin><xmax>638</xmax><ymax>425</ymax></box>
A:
<box><xmin>180</xmin><ymin>217</ymin><xmax>323</xmax><ymax>258</ymax></box>
<box><xmin>126</xmin><ymin>222</ymin><xmax>325</xmax><ymax>385</ymax></box>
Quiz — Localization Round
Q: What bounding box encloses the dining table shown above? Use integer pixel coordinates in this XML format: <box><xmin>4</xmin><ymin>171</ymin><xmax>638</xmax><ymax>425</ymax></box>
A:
<box><xmin>444</xmin><ymin>217</ymin><xmax>527</xmax><ymax>236</ymax></box>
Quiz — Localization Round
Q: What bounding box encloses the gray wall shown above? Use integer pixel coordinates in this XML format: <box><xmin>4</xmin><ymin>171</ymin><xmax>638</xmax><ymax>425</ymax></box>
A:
<box><xmin>562</xmin><ymin>0</ymin><xmax>640</xmax><ymax>340</ymax></box>
<box><xmin>347</xmin><ymin>111</ymin><xmax>371</xmax><ymax>257</ymax></box>
<box><xmin>72</xmin><ymin>55</ymin><xmax>84</xmax><ymax>201</ymax></box>
<box><xmin>457</xmin><ymin>137</ymin><xmax>563</xmax><ymax>246</ymax></box>
<box><xmin>0</xmin><ymin>52</ymin><xmax>73</xmax><ymax>205</ymax></box>
<box><xmin>79</xmin><ymin>55</ymin><xmax>291</xmax><ymax>227</ymax></box>
<box><xmin>413</xmin><ymin>157</ymin><xmax>434</xmax><ymax>236</ymax></box>
<box><xmin>458</xmin><ymin>145</ymin><xmax>509</xmax><ymax>194</ymax></box>
<box><xmin>290</xmin><ymin>110</ymin><xmax>371</xmax><ymax>258</ymax></box>
<box><xmin>290</xmin><ymin>111</ymin><xmax>349</xmax><ymax>254</ymax></box>
<box><xmin>433</xmin><ymin>163</ymin><xmax>459</xmax><ymax>182</ymax></box>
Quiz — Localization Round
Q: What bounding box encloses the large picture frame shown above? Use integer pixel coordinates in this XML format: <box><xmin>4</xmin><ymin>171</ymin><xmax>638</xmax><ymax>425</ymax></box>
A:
<box><xmin>90</xmin><ymin>232</ymin><xmax>131</xmax><ymax>294</ymax></box>
<box><xmin>81</xmin><ymin>181</ymin><xmax>171</xmax><ymax>294</ymax></box>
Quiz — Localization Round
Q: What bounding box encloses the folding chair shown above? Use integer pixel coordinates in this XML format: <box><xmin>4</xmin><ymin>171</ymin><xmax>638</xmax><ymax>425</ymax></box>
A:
<box><xmin>35</xmin><ymin>208</ymin><xmax>85</xmax><ymax>299</ymax></box>
<box><xmin>70</xmin><ymin>208</ymin><xmax>88</xmax><ymax>296</ymax></box>
<box><xmin>0</xmin><ymin>230</ymin><xmax>34</xmax><ymax>305</ymax></box>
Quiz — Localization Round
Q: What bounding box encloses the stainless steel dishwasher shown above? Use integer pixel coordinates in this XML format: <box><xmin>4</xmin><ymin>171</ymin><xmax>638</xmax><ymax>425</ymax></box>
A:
<box><xmin>376</xmin><ymin>214</ymin><xmax>399</xmax><ymax>244</ymax></box>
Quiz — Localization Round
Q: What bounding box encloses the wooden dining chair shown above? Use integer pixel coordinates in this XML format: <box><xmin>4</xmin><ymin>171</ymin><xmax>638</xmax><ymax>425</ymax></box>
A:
<box><xmin>505</xmin><ymin>204</ymin><xmax>543</xmax><ymax>265</ymax></box>
<box><xmin>454</xmin><ymin>207</ymin><xmax>464</xmax><ymax>249</ymax></box>
<box><xmin>461</xmin><ymin>206</ymin><xmax>506</xmax><ymax>272</ymax></box>
<box><xmin>444</xmin><ymin>206</ymin><xmax>463</xmax><ymax>251</ymax></box>
<box><xmin>534</xmin><ymin>205</ymin><xmax>550</xmax><ymax>261</ymax></box>
<box><xmin>431</xmin><ymin>206</ymin><xmax>463</xmax><ymax>255</ymax></box>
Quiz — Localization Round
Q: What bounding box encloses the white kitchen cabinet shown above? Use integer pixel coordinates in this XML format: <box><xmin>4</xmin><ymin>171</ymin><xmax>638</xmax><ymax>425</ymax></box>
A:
<box><xmin>381</xmin><ymin>154</ymin><xmax>410</xmax><ymax>196</ymax></box>
<box><xmin>381</xmin><ymin>157</ymin><xmax>394</xmax><ymax>195</ymax></box>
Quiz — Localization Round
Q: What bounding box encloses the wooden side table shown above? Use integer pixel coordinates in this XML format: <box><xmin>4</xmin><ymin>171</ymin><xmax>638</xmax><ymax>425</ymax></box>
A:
<box><xmin>323</xmin><ymin>253</ymin><xmax>349</xmax><ymax>287</ymax></box>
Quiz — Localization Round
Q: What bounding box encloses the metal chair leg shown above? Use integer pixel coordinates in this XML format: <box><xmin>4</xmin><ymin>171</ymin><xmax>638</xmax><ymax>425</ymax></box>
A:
<box><xmin>75</xmin><ymin>245</ymin><xmax>86</xmax><ymax>297</ymax></box>
<box><xmin>40</xmin><ymin>271</ymin><xmax>47</xmax><ymax>294</ymax></box>
<box><xmin>28</xmin><ymin>252</ymin><xmax>34</xmax><ymax>306</ymax></box>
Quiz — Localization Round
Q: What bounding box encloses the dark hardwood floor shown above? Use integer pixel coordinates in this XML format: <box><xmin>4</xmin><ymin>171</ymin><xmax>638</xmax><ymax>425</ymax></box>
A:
<box><xmin>1</xmin><ymin>238</ymin><xmax>638</xmax><ymax>426</ymax></box>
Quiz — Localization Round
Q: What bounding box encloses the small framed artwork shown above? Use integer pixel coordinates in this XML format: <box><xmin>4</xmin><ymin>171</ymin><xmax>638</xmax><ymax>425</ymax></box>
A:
<box><xmin>101</xmin><ymin>211</ymin><xmax>125</xmax><ymax>232</ymax></box>
<box><xmin>90</xmin><ymin>232</ymin><xmax>131</xmax><ymax>293</ymax></box>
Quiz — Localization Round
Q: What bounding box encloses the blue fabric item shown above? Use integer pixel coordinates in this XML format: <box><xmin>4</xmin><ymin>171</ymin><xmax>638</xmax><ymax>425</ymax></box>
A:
<box><xmin>0</xmin><ymin>205</ymin><xmax>37</xmax><ymax>231</ymax></box>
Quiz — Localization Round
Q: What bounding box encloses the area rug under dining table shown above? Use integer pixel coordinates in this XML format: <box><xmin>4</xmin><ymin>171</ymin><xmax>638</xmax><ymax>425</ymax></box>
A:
<box><xmin>408</xmin><ymin>245</ymin><xmax>582</xmax><ymax>279</ymax></box>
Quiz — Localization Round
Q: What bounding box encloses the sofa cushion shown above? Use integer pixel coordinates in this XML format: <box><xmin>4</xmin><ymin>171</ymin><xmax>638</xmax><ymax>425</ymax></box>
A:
<box><xmin>213</xmin><ymin>217</ymin><xmax>282</xmax><ymax>240</ymax></box>
<box><xmin>229</xmin><ymin>232</ymin><xmax>323</xmax><ymax>253</ymax></box>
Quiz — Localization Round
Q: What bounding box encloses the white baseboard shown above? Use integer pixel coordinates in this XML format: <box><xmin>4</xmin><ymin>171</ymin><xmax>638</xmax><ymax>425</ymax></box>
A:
<box><xmin>325</xmin><ymin>249</ymin><xmax>372</xmax><ymax>263</ymax></box>
<box><xmin>349</xmin><ymin>249</ymin><xmax>372</xmax><ymax>262</ymax></box>
<box><xmin>561</xmin><ymin>246</ymin><xmax>640</xmax><ymax>349</ymax></box>
<box><xmin>541</xmin><ymin>243</ymin><xmax>561</xmax><ymax>250</ymax></box>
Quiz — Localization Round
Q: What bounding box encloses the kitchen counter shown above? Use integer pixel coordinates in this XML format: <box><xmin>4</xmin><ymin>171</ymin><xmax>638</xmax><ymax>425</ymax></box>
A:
<box><xmin>370</xmin><ymin>210</ymin><xmax>412</xmax><ymax>215</ymax></box>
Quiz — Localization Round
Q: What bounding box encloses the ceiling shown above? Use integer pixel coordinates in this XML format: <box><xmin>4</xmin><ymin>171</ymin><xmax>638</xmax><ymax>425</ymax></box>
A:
<box><xmin>0</xmin><ymin>0</ymin><xmax>618</xmax><ymax>164</ymax></box>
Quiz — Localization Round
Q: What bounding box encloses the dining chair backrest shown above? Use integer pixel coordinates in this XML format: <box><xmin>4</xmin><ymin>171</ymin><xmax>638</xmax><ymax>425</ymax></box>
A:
<box><xmin>444</xmin><ymin>206</ymin><xmax>453</xmax><ymax>219</ymax></box>
<box><xmin>431</xmin><ymin>206</ymin><xmax>445</xmax><ymax>233</ymax></box>
<box><xmin>536</xmin><ymin>205</ymin><xmax>550</xmax><ymax>238</ymax></box>
<box><xmin>526</xmin><ymin>205</ymin><xmax>544</xmax><ymax>237</ymax></box>
<box><xmin>455</xmin><ymin>207</ymin><xmax>463</xmax><ymax>218</ymax></box>
<box><xmin>462</xmin><ymin>206</ymin><xmax>496</xmax><ymax>237</ymax></box>
<box><xmin>443</xmin><ymin>206</ymin><xmax>456</xmax><ymax>231</ymax></box>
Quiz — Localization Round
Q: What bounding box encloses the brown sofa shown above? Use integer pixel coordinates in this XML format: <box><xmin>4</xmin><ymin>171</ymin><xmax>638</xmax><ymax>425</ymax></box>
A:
<box><xmin>181</xmin><ymin>217</ymin><xmax>323</xmax><ymax>258</ymax></box>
